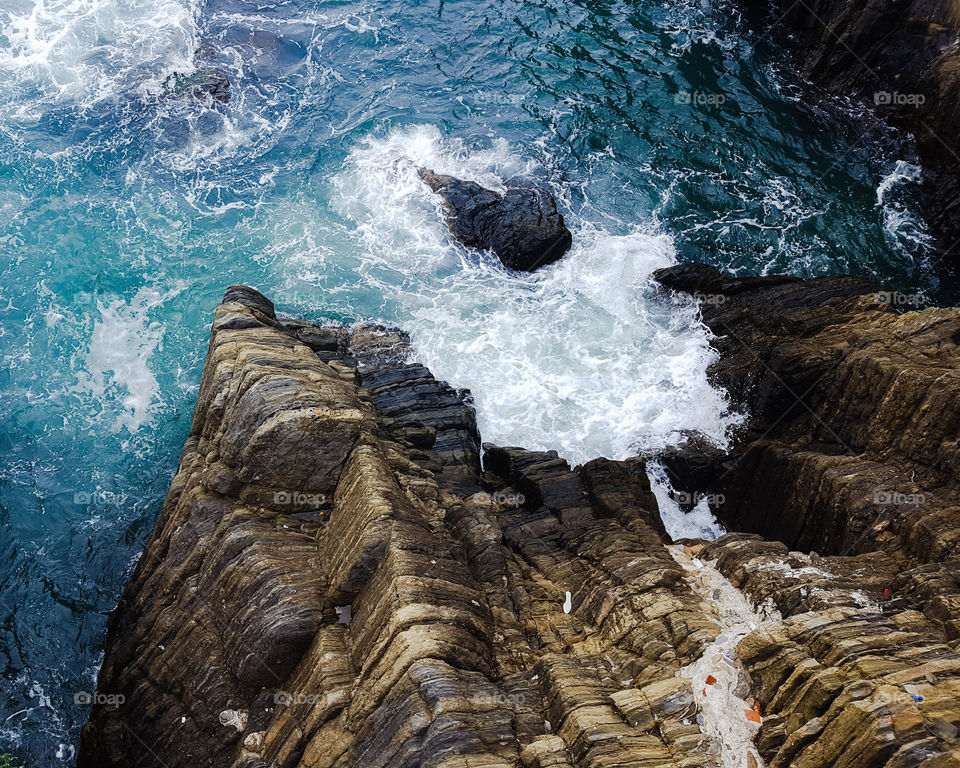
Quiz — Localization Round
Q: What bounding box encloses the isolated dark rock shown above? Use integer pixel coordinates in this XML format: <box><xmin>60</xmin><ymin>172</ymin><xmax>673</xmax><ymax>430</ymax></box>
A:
<box><xmin>420</xmin><ymin>169</ymin><xmax>572</xmax><ymax>271</ymax></box>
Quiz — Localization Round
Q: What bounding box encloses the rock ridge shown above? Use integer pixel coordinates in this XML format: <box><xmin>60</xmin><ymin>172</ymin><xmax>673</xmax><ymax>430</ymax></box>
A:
<box><xmin>77</xmin><ymin>282</ymin><xmax>960</xmax><ymax>768</ymax></box>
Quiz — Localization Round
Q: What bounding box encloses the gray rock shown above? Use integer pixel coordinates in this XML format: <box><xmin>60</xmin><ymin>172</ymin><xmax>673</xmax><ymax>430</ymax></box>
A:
<box><xmin>420</xmin><ymin>169</ymin><xmax>572</xmax><ymax>271</ymax></box>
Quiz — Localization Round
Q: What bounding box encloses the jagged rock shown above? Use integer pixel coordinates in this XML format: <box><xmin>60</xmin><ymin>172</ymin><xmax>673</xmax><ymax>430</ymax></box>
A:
<box><xmin>78</xmin><ymin>284</ymin><xmax>960</xmax><ymax>768</ymax></box>
<box><xmin>78</xmin><ymin>286</ymin><xmax>717</xmax><ymax>768</ymax></box>
<box><xmin>655</xmin><ymin>263</ymin><xmax>960</xmax><ymax>568</ymax></box>
<box><xmin>692</xmin><ymin>533</ymin><xmax>960</xmax><ymax>768</ymax></box>
<box><xmin>419</xmin><ymin>169</ymin><xmax>572</xmax><ymax>271</ymax></box>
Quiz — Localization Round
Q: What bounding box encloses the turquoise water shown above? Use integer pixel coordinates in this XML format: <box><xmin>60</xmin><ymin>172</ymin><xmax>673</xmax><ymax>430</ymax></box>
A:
<box><xmin>0</xmin><ymin>0</ymin><xmax>937</xmax><ymax>762</ymax></box>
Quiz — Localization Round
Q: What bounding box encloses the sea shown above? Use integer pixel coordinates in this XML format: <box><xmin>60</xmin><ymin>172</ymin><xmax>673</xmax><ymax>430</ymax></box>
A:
<box><xmin>0</xmin><ymin>0</ymin><xmax>938</xmax><ymax>762</ymax></box>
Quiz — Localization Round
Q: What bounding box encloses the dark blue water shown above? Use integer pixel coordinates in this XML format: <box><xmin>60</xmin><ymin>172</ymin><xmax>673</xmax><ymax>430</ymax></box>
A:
<box><xmin>0</xmin><ymin>0</ymin><xmax>936</xmax><ymax>762</ymax></box>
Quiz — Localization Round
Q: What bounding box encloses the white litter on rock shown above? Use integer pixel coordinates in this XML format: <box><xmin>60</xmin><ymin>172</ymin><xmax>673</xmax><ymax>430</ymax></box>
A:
<box><xmin>218</xmin><ymin>709</ymin><xmax>248</xmax><ymax>732</ymax></box>
<box><xmin>668</xmin><ymin>545</ymin><xmax>781</xmax><ymax>768</ymax></box>
<box><xmin>753</xmin><ymin>559</ymin><xmax>882</xmax><ymax>612</ymax></box>
<box><xmin>562</xmin><ymin>591</ymin><xmax>572</xmax><ymax>614</ymax></box>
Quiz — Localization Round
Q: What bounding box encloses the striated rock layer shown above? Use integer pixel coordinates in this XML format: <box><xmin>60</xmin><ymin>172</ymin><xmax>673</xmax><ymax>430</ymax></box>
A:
<box><xmin>655</xmin><ymin>263</ymin><xmax>960</xmax><ymax>570</ymax></box>
<box><xmin>79</xmin><ymin>283</ymin><xmax>960</xmax><ymax>768</ymax></box>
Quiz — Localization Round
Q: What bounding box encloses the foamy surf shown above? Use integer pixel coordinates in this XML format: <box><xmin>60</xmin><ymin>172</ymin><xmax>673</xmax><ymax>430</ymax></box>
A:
<box><xmin>877</xmin><ymin>160</ymin><xmax>933</xmax><ymax>253</ymax></box>
<box><xmin>72</xmin><ymin>283</ymin><xmax>185</xmax><ymax>433</ymax></box>
<box><xmin>331</xmin><ymin>125</ymin><xmax>743</xmax><ymax>464</ymax></box>
<box><xmin>0</xmin><ymin>0</ymin><xmax>198</xmax><ymax>116</ymax></box>
<box><xmin>649</xmin><ymin>462</ymin><xmax>726</xmax><ymax>541</ymax></box>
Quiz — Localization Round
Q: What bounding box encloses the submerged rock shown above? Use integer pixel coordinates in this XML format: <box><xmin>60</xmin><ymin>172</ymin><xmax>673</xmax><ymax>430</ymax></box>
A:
<box><xmin>77</xmin><ymin>282</ymin><xmax>960</xmax><ymax>768</ymax></box>
<box><xmin>419</xmin><ymin>169</ymin><xmax>572</xmax><ymax>271</ymax></box>
<box><xmin>167</xmin><ymin>68</ymin><xmax>231</xmax><ymax>104</ymax></box>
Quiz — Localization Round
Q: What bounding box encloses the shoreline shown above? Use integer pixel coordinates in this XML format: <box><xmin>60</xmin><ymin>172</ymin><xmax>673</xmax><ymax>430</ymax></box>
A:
<box><xmin>736</xmin><ymin>0</ymin><xmax>960</xmax><ymax>293</ymax></box>
<box><xmin>77</xmin><ymin>277</ymin><xmax>960</xmax><ymax>768</ymax></box>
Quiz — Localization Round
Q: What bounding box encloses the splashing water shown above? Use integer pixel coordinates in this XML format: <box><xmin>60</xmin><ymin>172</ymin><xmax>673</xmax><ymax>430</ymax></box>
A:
<box><xmin>0</xmin><ymin>0</ymin><xmax>940</xmax><ymax>762</ymax></box>
<box><xmin>332</xmin><ymin>126</ymin><xmax>742</xmax><ymax>463</ymax></box>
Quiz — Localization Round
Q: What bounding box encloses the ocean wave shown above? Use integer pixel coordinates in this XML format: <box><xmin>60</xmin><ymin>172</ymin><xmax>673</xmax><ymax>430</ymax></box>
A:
<box><xmin>0</xmin><ymin>0</ymin><xmax>199</xmax><ymax>117</ymax></box>
<box><xmin>330</xmin><ymin>125</ymin><xmax>744</xmax><ymax>464</ymax></box>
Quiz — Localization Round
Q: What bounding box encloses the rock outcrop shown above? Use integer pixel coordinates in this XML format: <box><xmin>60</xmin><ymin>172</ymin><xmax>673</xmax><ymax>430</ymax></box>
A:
<box><xmin>655</xmin><ymin>263</ymin><xmax>960</xmax><ymax>567</ymax></box>
<box><xmin>78</xmin><ymin>283</ymin><xmax>960</xmax><ymax>767</ymax></box>
<box><xmin>78</xmin><ymin>286</ymin><xmax>718</xmax><ymax>768</ymax></box>
<box><xmin>419</xmin><ymin>169</ymin><xmax>573</xmax><ymax>271</ymax></box>
<box><xmin>737</xmin><ymin>0</ymin><xmax>960</xmax><ymax>276</ymax></box>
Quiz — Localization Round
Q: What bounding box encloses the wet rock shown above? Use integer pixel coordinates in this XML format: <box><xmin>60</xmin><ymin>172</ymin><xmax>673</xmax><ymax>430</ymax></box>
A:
<box><xmin>167</xmin><ymin>68</ymin><xmax>232</xmax><ymax>104</ymax></box>
<box><xmin>78</xmin><ymin>286</ymin><xmax>718</xmax><ymax>768</ymax></box>
<box><xmin>194</xmin><ymin>72</ymin><xmax>230</xmax><ymax>103</ymax></box>
<box><xmin>419</xmin><ymin>169</ymin><xmax>572</xmax><ymax>271</ymax></box>
<box><xmin>77</xmin><ymin>284</ymin><xmax>960</xmax><ymax>768</ymax></box>
<box><xmin>655</xmin><ymin>264</ymin><xmax>960</xmax><ymax>568</ymax></box>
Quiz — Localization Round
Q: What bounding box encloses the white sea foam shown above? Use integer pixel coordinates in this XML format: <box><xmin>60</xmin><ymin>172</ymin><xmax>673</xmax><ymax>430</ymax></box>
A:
<box><xmin>669</xmin><ymin>545</ymin><xmax>778</xmax><ymax>768</ymax></box>
<box><xmin>876</xmin><ymin>160</ymin><xmax>932</xmax><ymax>251</ymax></box>
<box><xmin>73</xmin><ymin>283</ymin><xmax>184</xmax><ymax>432</ymax></box>
<box><xmin>331</xmin><ymin>125</ymin><xmax>743</xmax><ymax>464</ymax></box>
<box><xmin>648</xmin><ymin>462</ymin><xmax>726</xmax><ymax>541</ymax></box>
<box><xmin>0</xmin><ymin>0</ymin><xmax>198</xmax><ymax>115</ymax></box>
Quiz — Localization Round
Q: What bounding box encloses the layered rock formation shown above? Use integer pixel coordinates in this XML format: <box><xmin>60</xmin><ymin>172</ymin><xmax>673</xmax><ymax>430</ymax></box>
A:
<box><xmin>655</xmin><ymin>263</ymin><xmax>960</xmax><ymax>569</ymax></box>
<box><xmin>78</xmin><ymin>283</ymin><xmax>960</xmax><ymax>768</ymax></box>
<box><xmin>419</xmin><ymin>169</ymin><xmax>572</xmax><ymax>271</ymax></box>
<box><xmin>737</xmin><ymin>0</ymin><xmax>960</xmax><ymax>273</ymax></box>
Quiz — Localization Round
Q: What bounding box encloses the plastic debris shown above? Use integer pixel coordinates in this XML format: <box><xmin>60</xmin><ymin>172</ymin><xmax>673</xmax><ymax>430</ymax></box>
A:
<box><xmin>563</xmin><ymin>591</ymin><xmax>572</xmax><ymax>614</ymax></box>
<box><xmin>705</xmin><ymin>675</ymin><xmax>717</xmax><ymax>686</ymax></box>
<box><xmin>744</xmin><ymin>709</ymin><xmax>762</xmax><ymax>724</ymax></box>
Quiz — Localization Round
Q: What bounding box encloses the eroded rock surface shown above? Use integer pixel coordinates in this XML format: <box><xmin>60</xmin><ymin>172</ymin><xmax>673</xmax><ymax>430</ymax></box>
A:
<box><xmin>78</xmin><ymin>283</ymin><xmax>960</xmax><ymax>768</ymax></box>
<box><xmin>419</xmin><ymin>169</ymin><xmax>572</xmax><ymax>271</ymax></box>
<box><xmin>655</xmin><ymin>263</ymin><xmax>960</xmax><ymax>567</ymax></box>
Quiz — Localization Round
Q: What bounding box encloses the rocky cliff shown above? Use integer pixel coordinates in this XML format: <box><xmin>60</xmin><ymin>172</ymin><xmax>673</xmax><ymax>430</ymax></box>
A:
<box><xmin>655</xmin><ymin>263</ymin><xmax>960</xmax><ymax>569</ymax></box>
<box><xmin>78</xmin><ymin>283</ymin><xmax>960</xmax><ymax>768</ymax></box>
<box><xmin>738</xmin><ymin>0</ymin><xmax>960</xmax><ymax>275</ymax></box>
